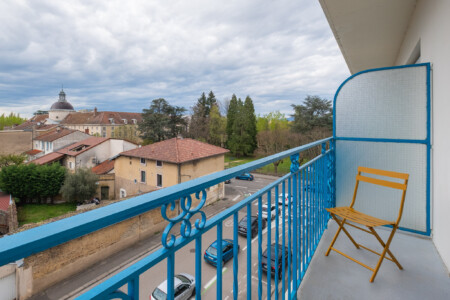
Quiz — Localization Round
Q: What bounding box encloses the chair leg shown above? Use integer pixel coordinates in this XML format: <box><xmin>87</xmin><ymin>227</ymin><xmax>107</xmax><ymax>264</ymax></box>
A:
<box><xmin>370</xmin><ymin>226</ymin><xmax>398</xmax><ymax>282</ymax></box>
<box><xmin>326</xmin><ymin>215</ymin><xmax>359</xmax><ymax>256</ymax></box>
<box><xmin>332</xmin><ymin>215</ymin><xmax>360</xmax><ymax>249</ymax></box>
<box><xmin>369</xmin><ymin>227</ymin><xmax>403</xmax><ymax>270</ymax></box>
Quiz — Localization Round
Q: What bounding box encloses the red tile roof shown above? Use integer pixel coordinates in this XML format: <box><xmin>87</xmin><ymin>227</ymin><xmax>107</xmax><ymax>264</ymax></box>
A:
<box><xmin>57</xmin><ymin>137</ymin><xmax>108</xmax><ymax>157</ymax></box>
<box><xmin>92</xmin><ymin>159</ymin><xmax>115</xmax><ymax>175</ymax></box>
<box><xmin>0</xmin><ymin>192</ymin><xmax>11</xmax><ymax>212</ymax></box>
<box><xmin>30</xmin><ymin>152</ymin><xmax>65</xmax><ymax>165</ymax></box>
<box><xmin>25</xmin><ymin>149</ymin><xmax>43</xmax><ymax>155</ymax></box>
<box><xmin>61</xmin><ymin>111</ymin><xmax>142</xmax><ymax>125</ymax></box>
<box><xmin>12</xmin><ymin>114</ymin><xmax>50</xmax><ymax>131</ymax></box>
<box><xmin>120</xmin><ymin>138</ymin><xmax>229</xmax><ymax>164</ymax></box>
<box><xmin>34</xmin><ymin>128</ymin><xmax>79</xmax><ymax>142</ymax></box>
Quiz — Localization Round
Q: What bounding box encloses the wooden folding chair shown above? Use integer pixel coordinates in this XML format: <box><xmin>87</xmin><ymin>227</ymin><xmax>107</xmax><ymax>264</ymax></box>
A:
<box><xmin>325</xmin><ymin>166</ymin><xmax>409</xmax><ymax>282</ymax></box>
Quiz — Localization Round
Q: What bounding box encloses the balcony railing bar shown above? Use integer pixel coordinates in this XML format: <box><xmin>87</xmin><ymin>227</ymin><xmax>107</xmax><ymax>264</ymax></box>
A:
<box><xmin>0</xmin><ymin>137</ymin><xmax>332</xmax><ymax>267</ymax></box>
<box><xmin>82</xmin><ymin>147</ymin><xmax>332</xmax><ymax>299</ymax></box>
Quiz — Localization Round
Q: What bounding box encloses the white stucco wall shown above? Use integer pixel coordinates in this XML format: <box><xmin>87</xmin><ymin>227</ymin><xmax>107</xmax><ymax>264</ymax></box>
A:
<box><xmin>395</xmin><ymin>0</ymin><xmax>450</xmax><ymax>271</ymax></box>
<box><xmin>53</xmin><ymin>131</ymin><xmax>90</xmax><ymax>152</ymax></box>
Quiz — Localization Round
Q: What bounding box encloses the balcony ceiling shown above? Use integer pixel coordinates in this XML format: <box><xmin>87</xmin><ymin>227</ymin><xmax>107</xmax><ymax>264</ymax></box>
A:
<box><xmin>319</xmin><ymin>0</ymin><xmax>417</xmax><ymax>74</ymax></box>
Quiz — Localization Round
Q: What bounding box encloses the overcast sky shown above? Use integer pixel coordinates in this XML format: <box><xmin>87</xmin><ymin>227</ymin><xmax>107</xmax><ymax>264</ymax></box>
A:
<box><xmin>0</xmin><ymin>0</ymin><xmax>350</xmax><ymax>118</ymax></box>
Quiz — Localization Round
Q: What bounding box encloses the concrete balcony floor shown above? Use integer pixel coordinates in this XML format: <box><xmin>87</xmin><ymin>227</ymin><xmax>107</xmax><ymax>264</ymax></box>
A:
<box><xmin>298</xmin><ymin>221</ymin><xmax>450</xmax><ymax>300</ymax></box>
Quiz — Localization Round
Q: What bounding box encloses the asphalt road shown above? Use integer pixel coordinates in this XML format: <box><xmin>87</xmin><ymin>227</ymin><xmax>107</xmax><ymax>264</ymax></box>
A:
<box><xmin>136</xmin><ymin>174</ymin><xmax>296</xmax><ymax>300</ymax></box>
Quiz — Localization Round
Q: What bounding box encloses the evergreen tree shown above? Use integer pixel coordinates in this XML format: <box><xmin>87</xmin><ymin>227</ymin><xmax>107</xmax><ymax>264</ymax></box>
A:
<box><xmin>189</xmin><ymin>91</ymin><xmax>218</xmax><ymax>141</ymax></box>
<box><xmin>243</xmin><ymin>96</ymin><xmax>257</xmax><ymax>153</ymax></box>
<box><xmin>139</xmin><ymin>98</ymin><xmax>187</xmax><ymax>143</ymax></box>
<box><xmin>226</xmin><ymin>94</ymin><xmax>238</xmax><ymax>147</ymax></box>
<box><xmin>291</xmin><ymin>95</ymin><xmax>332</xmax><ymax>133</ymax></box>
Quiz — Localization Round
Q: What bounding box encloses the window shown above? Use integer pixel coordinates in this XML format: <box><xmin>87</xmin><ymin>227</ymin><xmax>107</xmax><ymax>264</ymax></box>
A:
<box><xmin>141</xmin><ymin>170</ymin><xmax>146</xmax><ymax>183</ymax></box>
<box><xmin>111</xmin><ymin>132</ymin><xmax>114</xmax><ymax>138</ymax></box>
<box><xmin>157</xmin><ymin>174</ymin><xmax>162</xmax><ymax>187</ymax></box>
<box><xmin>140</xmin><ymin>158</ymin><xmax>146</xmax><ymax>165</ymax></box>
<box><xmin>69</xmin><ymin>162</ymin><xmax>73</xmax><ymax>169</ymax></box>
<box><xmin>156</xmin><ymin>160</ymin><xmax>162</xmax><ymax>167</ymax></box>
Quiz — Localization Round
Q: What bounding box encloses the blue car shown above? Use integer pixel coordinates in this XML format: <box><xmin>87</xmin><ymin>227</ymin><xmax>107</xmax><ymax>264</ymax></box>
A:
<box><xmin>204</xmin><ymin>239</ymin><xmax>239</xmax><ymax>266</ymax></box>
<box><xmin>235</xmin><ymin>173</ymin><xmax>254</xmax><ymax>181</ymax></box>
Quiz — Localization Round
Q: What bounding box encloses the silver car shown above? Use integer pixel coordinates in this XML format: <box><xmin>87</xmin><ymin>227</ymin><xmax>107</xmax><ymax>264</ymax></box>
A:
<box><xmin>151</xmin><ymin>273</ymin><xmax>195</xmax><ymax>300</ymax></box>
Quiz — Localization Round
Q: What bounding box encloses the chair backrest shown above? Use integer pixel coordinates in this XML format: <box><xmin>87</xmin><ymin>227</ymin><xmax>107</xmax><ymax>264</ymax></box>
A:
<box><xmin>350</xmin><ymin>167</ymin><xmax>409</xmax><ymax>225</ymax></box>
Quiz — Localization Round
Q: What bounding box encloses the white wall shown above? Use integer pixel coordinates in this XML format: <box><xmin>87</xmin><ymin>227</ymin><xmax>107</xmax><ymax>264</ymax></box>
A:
<box><xmin>53</xmin><ymin>131</ymin><xmax>90</xmax><ymax>152</ymax></box>
<box><xmin>395</xmin><ymin>0</ymin><xmax>450</xmax><ymax>271</ymax></box>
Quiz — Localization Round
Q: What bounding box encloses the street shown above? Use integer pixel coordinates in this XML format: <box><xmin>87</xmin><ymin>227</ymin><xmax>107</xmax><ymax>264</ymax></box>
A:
<box><xmin>136</xmin><ymin>173</ymin><xmax>301</xmax><ymax>300</ymax></box>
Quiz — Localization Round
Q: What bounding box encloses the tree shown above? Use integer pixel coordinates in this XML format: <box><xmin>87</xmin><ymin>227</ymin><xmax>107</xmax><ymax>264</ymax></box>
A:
<box><xmin>0</xmin><ymin>112</ymin><xmax>26</xmax><ymax>130</ymax></box>
<box><xmin>189</xmin><ymin>91</ymin><xmax>218</xmax><ymax>141</ymax></box>
<box><xmin>0</xmin><ymin>154</ymin><xmax>26</xmax><ymax>168</ymax></box>
<box><xmin>139</xmin><ymin>98</ymin><xmax>187</xmax><ymax>143</ymax></box>
<box><xmin>0</xmin><ymin>163</ymin><xmax>66</xmax><ymax>203</ymax></box>
<box><xmin>209</xmin><ymin>104</ymin><xmax>226</xmax><ymax>147</ymax></box>
<box><xmin>60</xmin><ymin>168</ymin><xmax>99</xmax><ymax>204</ymax></box>
<box><xmin>226</xmin><ymin>95</ymin><xmax>238</xmax><ymax>148</ymax></box>
<box><xmin>291</xmin><ymin>95</ymin><xmax>332</xmax><ymax>133</ymax></box>
<box><xmin>256</xmin><ymin>129</ymin><xmax>301</xmax><ymax>174</ymax></box>
<box><xmin>243</xmin><ymin>96</ymin><xmax>257</xmax><ymax>153</ymax></box>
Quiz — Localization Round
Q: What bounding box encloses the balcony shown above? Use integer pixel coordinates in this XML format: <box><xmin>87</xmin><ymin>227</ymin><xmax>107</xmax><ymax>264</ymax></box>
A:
<box><xmin>1</xmin><ymin>63</ymin><xmax>450</xmax><ymax>299</ymax></box>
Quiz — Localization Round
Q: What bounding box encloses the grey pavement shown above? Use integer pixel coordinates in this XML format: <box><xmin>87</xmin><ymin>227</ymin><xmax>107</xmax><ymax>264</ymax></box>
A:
<box><xmin>298</xmin><ymin>221</ymin><xmax>450</xmax><ymax>300</ymax></box>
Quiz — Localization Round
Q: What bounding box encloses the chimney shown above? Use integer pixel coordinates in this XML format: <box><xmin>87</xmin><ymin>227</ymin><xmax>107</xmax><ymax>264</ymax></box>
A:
<box><xmin>94</xmin><ymin>107</ymin><xmax>98</xmax><ymax>116</ymax></box>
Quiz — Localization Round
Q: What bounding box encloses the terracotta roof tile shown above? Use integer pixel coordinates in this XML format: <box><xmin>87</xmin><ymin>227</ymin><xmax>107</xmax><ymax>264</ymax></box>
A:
<box><xmin>92</xmin><ymin>160</ymin><xmax>115</xmax><ymax>175</ymax></box>
<box><xmin>25</xmin><ymin>149</ymin><xmax>43</xmax><ymax>155</ymax></box>
<box><xmin>61</xmin><ymin>111</ymin><xmax>142</xmax><ymax>125</ymax></box>
<box><xmin>120</xmin><ymin>138</ymin><xmax>229</xmax><ymax>164</ymax></box>
<box><xmin>0</xmin><ymin>192</ymin><xmax>11</xmax><ymax>212</ymax></box>
<box><xmin>34</xmin><ymin>128</ymin><xmax>79</xmax><ymax>142</ymax></box>
<box><xmin>57</xmin><ymin>137</ymin><xmax>108</xmax><ymax>157</ymax></box>
<box><xmin>30</xmin><ymin>152</ymin><xmax>65</xmax><ymax>165</ymax></box>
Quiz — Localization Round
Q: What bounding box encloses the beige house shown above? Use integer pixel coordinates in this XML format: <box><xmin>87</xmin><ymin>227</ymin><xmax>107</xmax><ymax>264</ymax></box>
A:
<box><xmin>61</xmin><ymin>108</ymin><xmax>142</xmax><ymax>143</ymax></box>
<box><xmin>115</xmin><ymin>138</ymin><xmax>229</xmax><ymax>202</ymax></box>
<box><xmin>33</xmin><ymin>127</ymin><xmax>90</xmax><ymax>155</ymax></box>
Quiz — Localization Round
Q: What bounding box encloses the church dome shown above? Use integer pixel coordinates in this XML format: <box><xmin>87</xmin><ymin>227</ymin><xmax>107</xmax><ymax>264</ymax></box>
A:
<box><xmin>50</xmin><ymin>89</ymin><xmax>74</xmax><ymax>111</ymax></box>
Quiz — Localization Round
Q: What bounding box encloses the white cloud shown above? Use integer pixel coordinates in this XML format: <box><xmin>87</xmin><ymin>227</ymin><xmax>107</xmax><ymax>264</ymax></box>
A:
<box><xmin>0</xmin><ymin>0</ymin><xmax>350</xmax><ymax>118</ymax></box>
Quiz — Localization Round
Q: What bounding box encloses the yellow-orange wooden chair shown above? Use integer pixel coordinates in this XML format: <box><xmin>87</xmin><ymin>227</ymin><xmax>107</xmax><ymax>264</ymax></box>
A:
<box><xmin>325</xmin><ymin>166</ymin><xmax>409</xmax><ymax>282</ymax></box>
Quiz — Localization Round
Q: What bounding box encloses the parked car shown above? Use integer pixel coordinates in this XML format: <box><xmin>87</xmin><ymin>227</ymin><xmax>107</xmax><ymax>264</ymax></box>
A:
<box><xmin>261</xmin><ymin>204</ymin><xmax>280</xmax><ymax>220</ymax></box>
<box><xmin>235</xmin><ymin>173</ymin><xmax>254</xmax><ymax>181</ymax></box>
<box><xmin>204</xmin><ymin>239</ymin><xmax>240</xmax><ymax>266</ymax></box>
<box><xmin>261</xmin><ymin>243</ymin><xmax>291</xmax><ymax>279</ymax></box>
<box><xmin>151</xmin><ymin>273</ymin><xmax>195</xmax><ymax>300</ymax></box>
<box><xmin>224</xmin><ymin>179</ymin><xmax>231</xmax><ymax>184</ymax></box>
<box><xmin>278</xmin><ymin>193</ymin><xmax>293</xmax><ymax>205</ymax></box>
<box><xmin>238</xmin><ymin>215</ymin><xmax>267</xmax><ymax>238</ymax></box>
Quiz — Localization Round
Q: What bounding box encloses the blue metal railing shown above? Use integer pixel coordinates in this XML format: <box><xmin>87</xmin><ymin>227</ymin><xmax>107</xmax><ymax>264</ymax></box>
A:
<box><xmin>0</xmin><ymin>137</ymin><xmax>335</xmax><ymax>299</ymax></box>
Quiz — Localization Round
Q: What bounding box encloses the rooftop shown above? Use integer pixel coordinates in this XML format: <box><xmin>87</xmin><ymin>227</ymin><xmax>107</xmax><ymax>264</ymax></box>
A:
<box><xmin>34</xmin><ymin>128</ymin><xmax>78</xmax><ymax>142</ymax></box>
<box><xmin>57</xmin><ymin>137</ymin><xmax>108</xmax><ymax>157</ymax></box>
<box><xmin>61</xmin><ymin>111</ymin><xmax>142</xmax><ymax>125</ymax></box>
<box><xmin>120</xmin><ymin>137</ymin><xmax>229</xmax><ymax>164</ymax></box>
<box><xmin>91</xmin><ymin>159</ymin><xmax>115</xmax><ymax>175</ymax></box>
<box><xmin>30</xmin><ymin>152</ymin><xmax>65</xmax><ymax>165</ymax></box>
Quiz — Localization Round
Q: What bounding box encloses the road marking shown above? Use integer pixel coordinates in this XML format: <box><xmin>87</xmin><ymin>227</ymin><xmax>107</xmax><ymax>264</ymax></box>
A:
<box><xmin>232</xmin><ymin>195</ymin><xmax>240</xmax><ymax>202</ymax></box>
<box><xmin>224</xmin><ymin>296</ymin><xmax>229</xmax><ymax>300</ymax></box>
<box><xmin>252</xmin><ymin>275</ymin><xmax>267</xmax><ymax>285</ymax></box>
<box><xmin>235</xmin><ymin>185</ymin><xmax>248</xmax><ymax>189</ymax></box>
<box><xmin>202</xmin><ymin>267</ymin><xmax>228</xmax><ymax>293</ymax></box>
